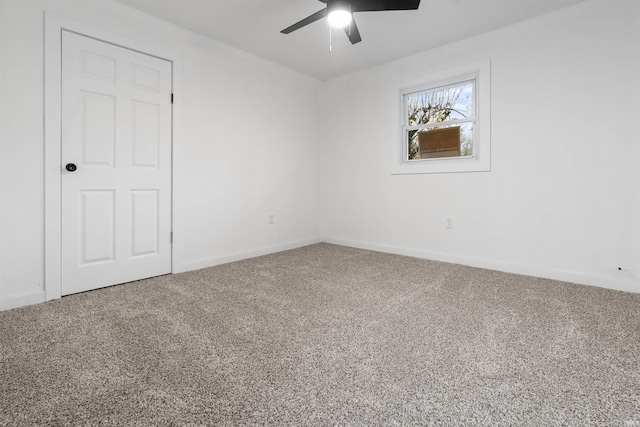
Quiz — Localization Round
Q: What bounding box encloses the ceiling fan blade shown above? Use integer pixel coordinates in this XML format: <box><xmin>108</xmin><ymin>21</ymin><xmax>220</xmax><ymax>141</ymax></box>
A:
<box><xmin>317</xmin><ymin>0</ymin><xmax>327</xmax><ymax>2</ymax></box>
<box><xmin>344</xmin><ymin>17</ymin><xmax>362</xmax><ymax>44</ymax></box>
<box><xmin>351</xmin><ymin>0</ymin><xmax>420</xmax><ymax>12</ymax></box>
<box><xmin>281</xmin><ymin>8</ymin><xmax>328</xmax><ymax>34</ymax></box>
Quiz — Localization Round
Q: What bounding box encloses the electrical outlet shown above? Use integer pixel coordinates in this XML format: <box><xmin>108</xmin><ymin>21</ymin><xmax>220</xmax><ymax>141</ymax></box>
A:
<box><xmin>268</xmin><ymin>214</ymin><xmax>275</xmax><ymax>225</ymax></box>
<box><xmin>445</xmin><ymin>217</ymin><xmax>454</xmax><ymax>229</ymax></box>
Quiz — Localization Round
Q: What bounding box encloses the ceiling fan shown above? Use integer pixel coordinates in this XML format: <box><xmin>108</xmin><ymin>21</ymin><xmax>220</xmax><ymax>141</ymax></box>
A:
<box><xmin>281</xmin><ymin>0</ymin><xmax>421</xmax><ymax>45</ymax></box>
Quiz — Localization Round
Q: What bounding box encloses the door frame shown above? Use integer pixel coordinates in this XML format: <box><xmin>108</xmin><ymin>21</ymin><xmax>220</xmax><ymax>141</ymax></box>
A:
<box><xmin>44</xmin><ymin>12</ymin><xmax>182</xmax><ymax>301</ymax></box>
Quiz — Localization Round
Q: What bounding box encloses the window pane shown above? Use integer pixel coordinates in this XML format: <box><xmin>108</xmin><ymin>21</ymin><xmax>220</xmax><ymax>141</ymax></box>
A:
<box><xmin>406</xmin><ymin>81</ymin><xmax>473</xmax><ymax>126</ymax></box>
<box><xmin>407</xmin><ymin>123</ymin><xmax>473</xmax><ymax>160</ymax></box>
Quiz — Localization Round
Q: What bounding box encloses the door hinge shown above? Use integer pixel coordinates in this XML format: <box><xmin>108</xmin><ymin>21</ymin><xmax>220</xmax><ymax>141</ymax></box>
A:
<box><xmin>170</xmin><ymin>232</ymin><xmax>173</xmax><ymax>244</ymax></box>
<box><xmin>171</xmin><ymin>93</ymin><xmax>174</xmax><ymax>104</ymax></box>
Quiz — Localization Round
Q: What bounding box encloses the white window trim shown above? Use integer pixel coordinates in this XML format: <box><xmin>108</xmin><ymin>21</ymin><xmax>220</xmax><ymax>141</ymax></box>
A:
<box><xmin>391</xmin><ymin>59</ymin><xmax>491</xmax><ymax>174</ymax></box>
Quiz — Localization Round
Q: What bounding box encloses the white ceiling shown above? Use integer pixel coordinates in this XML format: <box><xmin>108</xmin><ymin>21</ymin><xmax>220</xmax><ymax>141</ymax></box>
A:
<box><xmin>114</xmin><ymin>0</ymin><xmax>585</xmax><ymax>81</ymax></box>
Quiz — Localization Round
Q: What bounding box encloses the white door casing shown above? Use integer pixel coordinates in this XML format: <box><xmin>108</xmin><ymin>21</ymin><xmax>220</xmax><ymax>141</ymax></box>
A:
<box><xmin>61</xmin><ymin>31</ymin><xmax>172</xmax><ymax>295</ymax></box>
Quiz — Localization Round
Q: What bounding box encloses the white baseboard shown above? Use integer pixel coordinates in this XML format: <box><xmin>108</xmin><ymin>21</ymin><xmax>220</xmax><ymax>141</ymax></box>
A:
<box><xmin>179</xmin><ymin>237</ymin><xmax>322</xmax><ymax>272</ymax></box>
<box><xmin>0</xmin><ymin>290</ymin><xmax>46</xmax><ymax>312</ymax></box>
<box><xmin>321</xmin><ymin>236</ymin><xmax>640</xmax><ymax>294</ymax></box>
<box><xmin>3</xmin><ymin>237</ymin><xmax>635</xmax><ymax>312</ymax></box>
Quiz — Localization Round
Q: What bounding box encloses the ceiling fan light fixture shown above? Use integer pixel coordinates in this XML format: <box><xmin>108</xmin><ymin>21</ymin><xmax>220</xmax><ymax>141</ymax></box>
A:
<box><xmin>327</xmin><ymin>9</ymin><xmax>352</xmax><ymax>28</ymax></box>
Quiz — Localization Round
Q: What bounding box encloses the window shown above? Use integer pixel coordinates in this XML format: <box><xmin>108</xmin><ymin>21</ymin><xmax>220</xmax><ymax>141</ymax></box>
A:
<box><xmin>392</xmin><ymin>59</ymin><xmax>491</xmax><ymax>174</ymax></box>
<box><xmin>405</xmin><ymin>80</ymin><xmax>475</xmax><ymax>159</ymax></box>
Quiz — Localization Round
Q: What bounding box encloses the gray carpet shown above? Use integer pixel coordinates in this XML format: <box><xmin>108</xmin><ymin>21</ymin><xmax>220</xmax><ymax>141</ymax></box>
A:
<box><xmin>1</xmin><ymin>243</ymin><xmax>639</xmax><ymax>426</ymax></box>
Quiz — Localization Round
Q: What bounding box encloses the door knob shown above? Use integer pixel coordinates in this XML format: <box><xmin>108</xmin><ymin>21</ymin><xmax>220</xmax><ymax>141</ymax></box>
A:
<box><xmin>65</xmin><ymin>163</ymin><xmax>77</xmax><ymax>172</ymax></box>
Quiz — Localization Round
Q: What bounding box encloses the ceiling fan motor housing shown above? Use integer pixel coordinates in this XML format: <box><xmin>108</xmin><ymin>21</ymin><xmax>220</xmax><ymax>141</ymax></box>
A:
<box><xmin>328</xmin><ymin>0</ymin><xmax>351</xmax><ymax>14</ymax></box>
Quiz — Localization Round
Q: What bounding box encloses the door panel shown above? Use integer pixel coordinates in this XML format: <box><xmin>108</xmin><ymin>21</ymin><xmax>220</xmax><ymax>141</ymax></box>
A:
<box><xmin>82</xmin><ymin>92</ymin><xmax>116</xmax><ymax>165</ymax></box>
<box><xmin>81</xmin><ymin>190</ymin><xmax>115</xmax><ymax>264</ymax></box>
<box><xmin>132</xmin><ymin>101</ymin><xmax>160</xmax><ymax>167</ymax></box>
<box><xmin>61</xmin><ymin>31</ymin><xmax>172</xmax><ymax>295</ymax></box>
<box><xmin>131</xmin><ymin>190</ymin><xmax>159</xmax><ymax>257</ymax></box>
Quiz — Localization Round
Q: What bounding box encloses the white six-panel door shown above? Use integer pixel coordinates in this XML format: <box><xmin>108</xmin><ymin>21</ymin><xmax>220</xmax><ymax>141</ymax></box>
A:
<box><xmin>61</xmin><ymin>31</ymin><xmax>172</xmax><ymax>295</ymax></box>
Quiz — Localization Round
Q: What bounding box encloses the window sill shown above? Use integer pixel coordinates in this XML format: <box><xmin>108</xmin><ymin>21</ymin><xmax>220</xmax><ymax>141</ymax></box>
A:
<box><xmin>391</xmin><ymin>155</ymin><xmax>490</xmax><ymax>175</ymax></box>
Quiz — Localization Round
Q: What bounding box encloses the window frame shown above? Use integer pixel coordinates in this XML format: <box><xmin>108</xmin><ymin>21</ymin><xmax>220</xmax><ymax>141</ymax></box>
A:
<box><xmin>392</xmin><ymin>59</ymin><xmax>491</xmax><ymax>174</ymax></box>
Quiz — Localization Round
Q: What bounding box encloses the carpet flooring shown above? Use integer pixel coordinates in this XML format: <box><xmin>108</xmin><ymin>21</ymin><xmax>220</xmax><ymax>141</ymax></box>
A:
<box><xmin>1</xmin><ymin>243</ymin><xmax>639</xmax><ymax>426</ymax></box>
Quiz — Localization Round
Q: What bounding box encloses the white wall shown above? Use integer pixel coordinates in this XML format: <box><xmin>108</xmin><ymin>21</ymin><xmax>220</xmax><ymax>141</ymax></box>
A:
<box><xmin>319</xmin><ymin>0</ymin><xmax>640</xmax><ymax>293</ymax></box>
<box><xmin>0</xmin><ymin>0</ymin><xmax>4</xmax><ymax>302</ymax></box>
<box><xmin>0</xmin><ymin>0</ymin><xmax>320</xmax><ymax>309</ymax></box>
<box><xmin>2</xmin><ymin>0</ymin><xmax>638</xmax><ymax>311</ymax></box>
